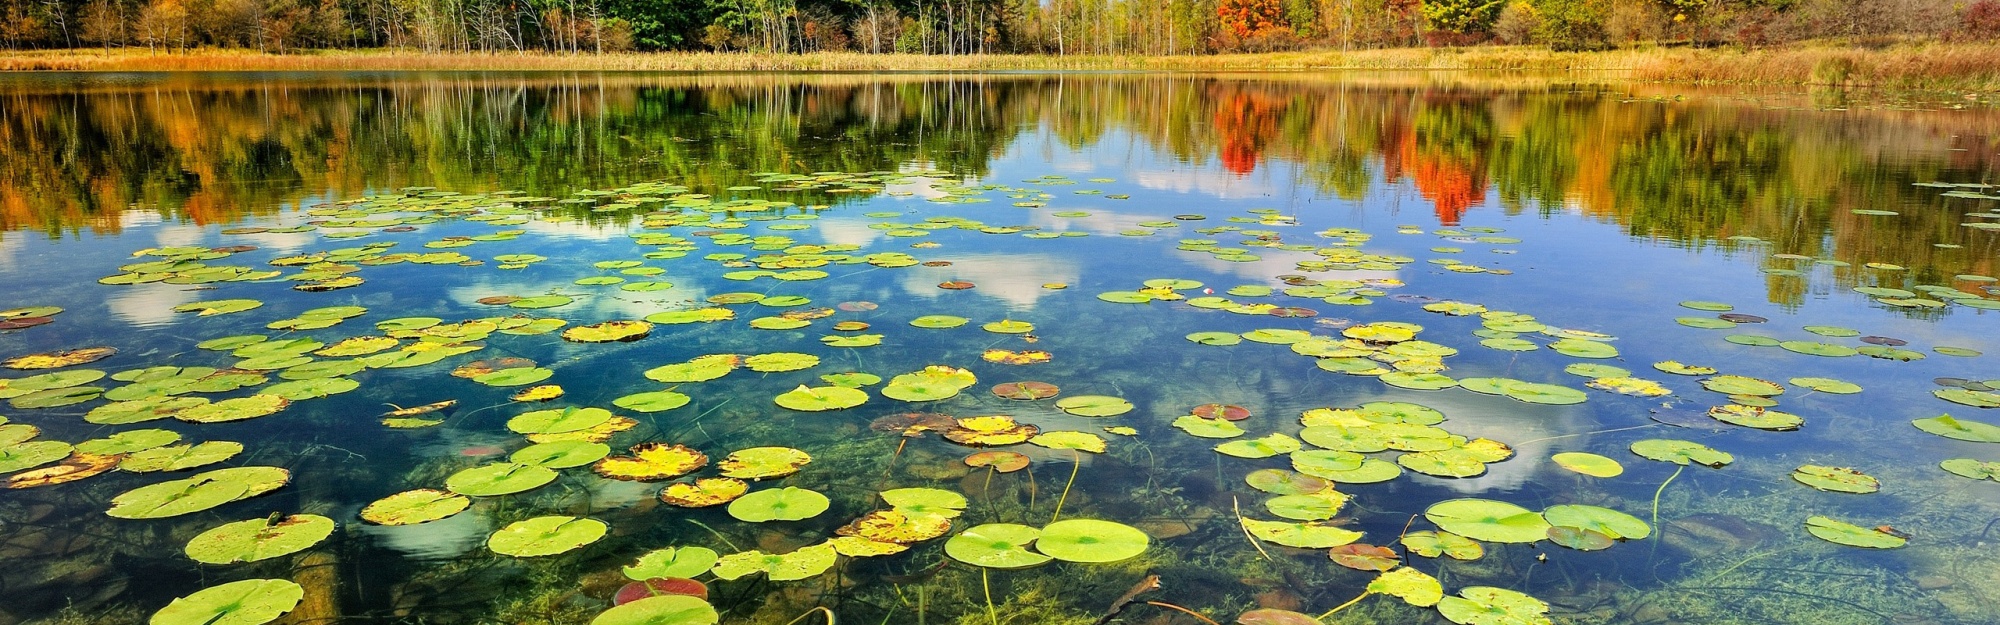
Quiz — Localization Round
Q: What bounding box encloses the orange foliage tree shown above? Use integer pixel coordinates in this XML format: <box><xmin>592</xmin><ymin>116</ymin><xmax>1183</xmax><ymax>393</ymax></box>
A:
<box><xmin>1216</xmin><ymin>0</ymin><xmax>1290</xmax><ymax>39</ymax></box>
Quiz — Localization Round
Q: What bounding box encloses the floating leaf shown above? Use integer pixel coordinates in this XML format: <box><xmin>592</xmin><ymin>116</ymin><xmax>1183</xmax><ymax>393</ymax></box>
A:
<box><xmin>1804</xmin><ymin>516</ymin><xmax>1907</xmax><ymax>549</ymax></box>
<box><xmin>909</xmin><ymin>315</ymin><xmax>970</xmax><ymax>329</ymax></box>
<box><xmin>1630</xmin><ymin>439</ymin><xmax>1734</xmax><ymax>467</ymax></box>
<box><xmin>1551</xmin><ymin>452</ymin><xmax>1623</xmax><ymax>477</ymax></box>
<box><xmin>1369</xmin><ymin>567</ymin><xmax>1444</xmax><ymax>606</ymax></box>
<box><xmin>945</xmin><ymin>523</ymin><xmax>1050</xmax><ymax>569</ymax></box>
<box><xmin>1243</xmin><ymin>518</ymin><xmax>1362</xmax><ymax>548</ymax></box>
<box><xmin>1708</xmin><ymin>404</ymin><xmax>1803</xmax><ymax>431</ymax></box>
<box><xmin>595</xmin><ymin>594</ymin><xmax>718</xmax><ymax>625</ymax></box>
<box><xmin>1174</xmin><ymin>415</ymin><xmax>1245</xmax><ymax>438</ymax></box>
<box><xmin>475</xmin><ymin>367</ymin><xmax>554</xmax><ymax>387</ymax></box>
<box><xmin>185</xmin><ymin>514</ymin><xmax>336</xmax><ymax>564</ymax></box>
<box><xmin>1935</xmin><ymin>389</ymin><xmax>2000</xmax><ymax>408</ymax></box>
<box><xmin>614</xmin><ymin>391</ymin><xmax>691</xmax><ymax>413</ymax></box>
<box><xmin>360</xmin><ymin>489</ymin><xmax>470</xmax><ymax>525</ymax></box>
<box><xmin>745</xmin><ymin>352</ymin><xmax>819</xmax><ymax>372</ymax></box>
<box><xmin>108</xmin><ymin>466</ymin><xmax>290</xmax><ymax>519</ymax></box>
<box><xmin>1267</xmin><ymin>492</ymin><xmax>1349</xmax><ymax>521</ymax></box>
<box><xmin>1217</xmin><ymin>433</ymin><xmax>1303</xmax><ymax>458</ymax></box>
<box><xmin>710</xmin><ymin>544</ymin><xmax>837</xmax><ymax>581</ymax></box>
<box><xmin>5</xmin><ymin>346</ymin><xmax>117</xmax><ymax>370</ymax></box>
<box><xmin>489</xmin><ymin>516</ymin><xmax>608</xmax><ymax>557</ymax></box>
<box><xmin>1913</xmin><ymin>414</ymin><xmax>2000</xmax><ymax>442</ymax></box>
<box><xmin>991</xmin><ymin>381</ymin><xmax>1059</xmax><ymax>400</ymax></box>
<box><xmin>0</xmin><ymin>440</ymin><xmax>73</xmax><ymax>473</ymax></box>
<box><xmin>1702</xmin><ymin>375</ymin><xmax>1785</xmax><ymax>397</ymax></box>
<box><xmin>594</xmin><ymin>443</ymin><xmax>707</xmax><ymax>481</ymax></box>
<box><xmin>1031</xmin><ymin>431</ymin><xmax>1108</xmax><ymax>453</ymax></box>
<box><xmin>1543</xmin><ymin>504</ymin><xmax>1650</xmax><ymax>540</ymax></box>
<box><xmin>512</xmin><ymin>441</ymin><xmax>611</xmax><ymax>469</ymax></box>
<box><xmin>1036</xmin><ymin>519</ymin><xmax>1150</xmax><ymax>562</ymax></box>
<box><xmin>660</xmin><ymin>478</ymin><xmax>750</xmax><ymax>508</ymax></box>
<box><xmin>149</xmin><ymin>579</ymin><xmax>303</xmax><ymax>625</ymax></box>
<box><xmin>624</xmin><ymin>547</ymin><xmax>721</xmax><ymax>581</ymax></box>
<box><xmin>1423</xmin><ymin>499</ymin><xmax>1550</xmax><ymax>543</ymax></box>
<box><xmin>775</xmin><ymin>385</ymin><xmax>868</xmax><ymax>411</ymax></box>
<box><xmin>839</xmin><ymin>510</ymin><xmax>953</xmax><ymax>543</ymax></box>
<box><xmin>1791</xmin><ymin>465</ymin><xmax>1881</xmax><ymax>493</ymax></box>
<box><xmin>728</xmin><ymin>487</ymin><xmax>830</xmax><ymax>522</ymax></box>
<box><xmin>1330</xmin><ymin>544</ymin><xmax>1400</xmax><ymax>571</ymax></box>
<box><xmin>1246</xmin><ymin>469</ymin><xmax>1332</xmax><ymax>495</ymax></box>
<box><xmin>1940</xmin><ymin>458</ymin><xmax>2000</xmax><ymax>482</ymax></box>
<box><xmin>718</xmin><ymin>447</ymin><xmax>811</xmax><ymax>479</ymax></box>
<box><xmin>7</xmin><ymin>452</ymin><xmax>120</xmax><ymax>488</ymax></box>
<box><xmin>120</xmin><ymin>441</ymin><xmax>244</xmax><ymax>473</ymax></box>
<box><xmin>446</xmin><ymin>462</ymin><xmax>557</xmax><ymax>496</ymax></box>
<box><xmin>1436</xmin><ymin>587</ymin><xmax>1553</xmax><ymax>625</ymax></box>
<box><xmin>562</xmin><ymin>321</ymin><xmax>653</xmax><ymax>343</ymax></box>
<box><xmin>509</xmin><ymin>407</ymin><xmax>613</xmax><ymax>435</ymax></box>
<box><xmin>1400</xmin><ymin>531</ymin><xmax>1483</xmax><ymax>560</ymax></box>
<box><xmin>1790</xmin><ymin>377</ymin><xmax>1862</xmax><ymax>394</ymax></box>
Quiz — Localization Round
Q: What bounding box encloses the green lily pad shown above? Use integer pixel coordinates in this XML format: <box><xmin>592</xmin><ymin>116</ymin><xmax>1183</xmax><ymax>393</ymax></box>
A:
<box><xmin>1708</xmin><ymin>404</ymin><xmax>1802</xmax><ymax>430</ymax></box>
<box><xmin>1174</xmin><ymin>416</ymin><xmax>1244</xmax><ymax>438</ymax></box>
<box><xmin>1217</xmin><ymin>433</ymin><xmax>1303</xmax><ymax>458</ymax></box>
<box><xmin>1266</xmin><ymin>492</ymin><xmax>1348</xmax><ymax>521</ymax></box>
<box><xmin>1423</xmin><ymin>499</ymin><xmax>1551</xmax><ymax>544</ymax></box>
<box><xmin>1242</xmin><ymin>518</ymin><xmax>1362</xmax><ymax>548</ymax></box>
<box><xmin>1702</xmin><ymin>375</ymin><xmax>1785</xmax><ymax>397</ymax></box>
<box><xmin>107</xmin><ymin>466</ymin><xmax>290</xmax><ymax>519</ymax></box>
<box><xmin>509</xmin><ymin>407</ymin><xmax>614</xmax><ymax>434</ymax></box>
<box><xmin>624</xmin><ymin>546</ymin><xmax>722</xmax><ymax>580</ymax></box>
<box><xmin>1299</xmin><ymin>426</ymin><xmax>1389</xmax><ymax>452</ymax></box>
<box><xmin>1563</xmin><ymin>363</ymin><xmax>1630</xmax><ymax>378</ymax></box>
<box><xmin>1551</xmin><ymin>452</ymin><xmax>1623</xmax><ymax>477</ymax></box>
<box><xmin>1500</xmin><ymin>381</ymin><xmax>1588</xmax><ymax>405</ymax></box>
<box><xmin>1680</xmin><ymin>301</ymin><xmax>1734</xmax><ymax>311</ymax></box>
<box><xmin>1912</xmin><ymin>414</ymin><xmax>2000</xmax><ymax>442</ymax></box>
<box><xmin>1935</xmin><ymin>388</ymin><xmax>2000</xmax><ymax>408</ymax></box>
<box><xmin>510</xmin><ymin>295</ymin><xmax>575</xmax><ymax>309</ymax></box>
<box><xmin>1245</xmin><ymin>469</ymin><xmax>1332</xmax><ymax>495</ymax></box>
<box><xmin>1676</xmin><ymin>317</ymin><xmax>1737</xmax><ymax>330</ymax></box>
<box><xmin>489</xmin><ymin>516</ymin><xmax>608</xmax><ymax>557</ymax></box>
<box><xmin>1550</xmin><ymin>339</ymin><xmax>1619</xmax><ymax>358</ymax></box>
<box><xmin>0</xmin><ymin>440</ymin><xmax>72</xmax><ymax>473</ymax></box>
<box><xmin>1381</xmin><ymin>372</ymin><xmax>1457</xmax><ymax>391</ymax></box>
<box><xmin>775</xmin><ymin>385</ymin><xmax>868</xmax><ymax>411</ymax></box>
<box><xmin>944</xmin><ymin>523</ymin><xmax>1052</xmax><ymax>569</ymax></box>
<box><xmin>512</xmin><ymin>441</ymin><xmax>612</xmax><ymax>469</ymax></box>
<box><xmin>745</xmin><ymin>352</ymin><xmax>819</xmax><ymax>372</ymax></box>
<box><xmin>1186</xmin><ymin>331</ymin><xmax>1243</xmax><ymax>346</ymax></box>
<box><xmin>1790</xmin><ymin>377</ymin><xmax>1862</xmax><ymax>394</ymax></box>
<box><xmin>614</xmin><ymin>391</ymin><xmax>692</xmax><ymax>413</ymax></box>
<box><xmin>446</xmin><ymin>462</ymin><xmax>558</xmax><ymax>496</ymax></box>
<box><xmin>120</xmin><ymin>441</ymin><xmax>244</xmax><ymax>472</ymax></box>
<box><xmin>74</xmin><ymin>429</ymin><xmax>180</xmax><ymax>455</ymax></box>
<box><xmin>590</xmin><ymin>595</ymin><xmax>719</xmax><ymax>625</ymax></box>
<box><xmin>909</xmin><ymin>315</ymin><xmax>970</xmax><ymax>329</ymax></box>
<box><xmin>1096</xmin><ymin>291</ymin><xmax>1154</xmax><ymax>304</ymax></box>
<box><xmin>9</xmin><ymin>386</ymin><xmax>104</xmax><ymax>409</ymax></box>
<box><xmin>149</xmin><ymin>578</ymin><xmax>303</xmax><ymax>625</ymax></box>
<box><xmin>1036</xmin><ymin>519</ymin><xmax>1149</xmax><ymax>562</ymax></box>
<box><xmin>1398</xmin><ymin>449</ymin><xmax>1491</xmax><ymax>478</ymax></box>
<box><xmin>728</xmin><ymin>487</ymin><xmax>830</xmax><ymax>522</ymax></box>
<box><xmin>1055</xmin><ymin>395</ymin><xmax>1133</xmax><ymax>417</ymax></box>
<box><xmin>710</xmin><ymin>544</ymin><xmax>838</xmax><ymax>581</ymax></box>
<box><xmin>1780</xmin><ymin>341</ymin><xmax>1858</xmax><ymax>357</ymax></box>
<box><xmin>1804</xmin><ymin>515</ymin><xmax>1906</xmax><ymax>549</ymax></box>
<box><xmin>718</xmin><ymin>447</ymin><xmax>811</xmax><ymax>479</ymax></box>
<box><xmin>821</xmin><ymin>372</ymin><xmax>881</xmax><ymax>388</ymax></box>
<box><xmin>1436</xmin><ymin>587</ymin><xmax>1552</xmax><ymax>625</ymax></box>
<box><xmin>475</xmin><ymin>367</ymin><xmax>555</xmax><ymax>387</ymax></box>
<box><xmin>1401</xmin><ymin>530</ymin><xmax>1483</xmax><ymax>560</ymax></box>
<box><xmin>173</xmin><ymin>299</ymin><xmax>265</xmax><ymax>317</ymax></box>
<box><xmin>1940</xmin><ymin>458</ymin><xmax>2000</xmax><ymax>481</ymax></box>
<box><xmin>1791</xmin><ymin>465</ymin><xmax>1880</xmax><ymax>493</ymax></box>
<box><xmin>359</xmin><ymin>489</ymin><xmax>470</xmax><ymax>525</ymax></box>
<box><xmin>1542</xmin><ymin>504</ymin><xmax>1649</xmax><ymax>540</ymax></box>
<box><xmin>1630</xmin><ymin>439</ymin><xmax>1734</xmax><ymax>467</ymax></box>
<box><xmin>185</xmin><ymin>514</ymin><xmax>336</xmax><ymax>564</ymax></box>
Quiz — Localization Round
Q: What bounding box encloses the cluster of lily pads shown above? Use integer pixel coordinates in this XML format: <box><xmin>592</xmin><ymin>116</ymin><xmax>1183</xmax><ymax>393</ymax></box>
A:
<box><xmin>3</xmin><ymin>162</ymin><xmax>1997</xmax><ymax>625</ymax></box>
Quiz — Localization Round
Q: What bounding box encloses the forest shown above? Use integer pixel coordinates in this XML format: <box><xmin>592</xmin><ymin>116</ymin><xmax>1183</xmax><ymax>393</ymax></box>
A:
<box><xmin>2</xmin><ymin>0</ymin><xmax>1999</xmax><ymax>56</ymax></box>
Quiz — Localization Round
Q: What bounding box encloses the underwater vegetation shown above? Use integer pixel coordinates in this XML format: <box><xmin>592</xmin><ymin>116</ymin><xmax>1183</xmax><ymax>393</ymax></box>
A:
<box><xmin>1</xmin><ymin>79</ymin><xmax>1999</xmax><ymax>625</ymax></box>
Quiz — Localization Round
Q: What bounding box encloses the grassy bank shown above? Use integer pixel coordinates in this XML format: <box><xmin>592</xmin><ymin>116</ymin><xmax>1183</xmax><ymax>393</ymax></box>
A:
<box><xmin>5</xmin><ymin>42</ymin><xmax>2000</xmax><ymax>90</ymax></box>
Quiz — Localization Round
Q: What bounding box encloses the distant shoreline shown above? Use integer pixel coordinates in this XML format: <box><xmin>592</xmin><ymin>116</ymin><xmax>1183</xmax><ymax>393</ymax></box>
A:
<box><xmin>4</xmin><ymin>42</ymin><xmax>1998</xmax><ymax>90</ymax></box>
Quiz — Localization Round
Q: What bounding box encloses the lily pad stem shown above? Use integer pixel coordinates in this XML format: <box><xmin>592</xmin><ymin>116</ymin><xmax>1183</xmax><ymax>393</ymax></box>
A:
<box><xmin>1232</xmin><ymin>496</ymin><xmax>1273</xmax><ymax>561</ymax></box>
<box><xmin>1651</xmin><ymin>464</ymin><xmax>1685</xmax><ymax>540</ymax></box>
<box><xmin>685</xmin><ymin>518</ymin><xmax>741</xmax><ymax>552</ymax></box>
<box><xmin>982</xmin><ymin>568</ymin><xmax>998</xmax><ymax>625</ymax></box>
<box><xmin>1050</xmin><ymin>449</ymin><xmax>1081</xmax><ymax>524</ymax></box>
<box><xmin>1316</xmin><ymin>588</ymin><xmax>1370</xmax><ymax>620</ymax></box>
<box><xmin>1144</xmin><ymin>602</ymin><xmax>1221</xmax><ymax>625</ymax></box>
<box><xmin>783</xmin><ymin>607</ymin><xmax>835</xmax><ymax>625</ymax></box>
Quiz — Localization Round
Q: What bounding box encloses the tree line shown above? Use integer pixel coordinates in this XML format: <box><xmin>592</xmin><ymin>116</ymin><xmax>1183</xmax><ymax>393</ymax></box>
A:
<box><xmin>1</xmin><ymin>0</ymin><xmax>1997</xmax><ymax>55</ymax></box>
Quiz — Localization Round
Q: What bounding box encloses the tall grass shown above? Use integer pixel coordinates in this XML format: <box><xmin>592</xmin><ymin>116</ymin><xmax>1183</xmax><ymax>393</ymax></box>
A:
<box><xmin>6</xmin><ymin>42</ymin><xmax>2000</xmax><ymax>89</ymax></box>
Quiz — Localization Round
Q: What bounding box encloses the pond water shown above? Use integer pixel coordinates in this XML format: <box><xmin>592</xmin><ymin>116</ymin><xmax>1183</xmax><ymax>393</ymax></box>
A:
<box><xmin>0</xmin><ymin>72</ymin><xmax>1997</xmax><ymax>625</ymax></box>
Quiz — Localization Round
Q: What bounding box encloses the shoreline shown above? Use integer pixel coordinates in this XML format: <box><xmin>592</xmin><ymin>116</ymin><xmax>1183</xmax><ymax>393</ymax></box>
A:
<box><xmin>4</xmin><ymin>42</ymin><xmax>2000</xmax><ymax>90</ymax></box>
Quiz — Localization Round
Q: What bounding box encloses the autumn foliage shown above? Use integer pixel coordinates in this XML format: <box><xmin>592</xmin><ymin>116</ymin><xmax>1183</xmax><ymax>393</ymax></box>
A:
<box><xmin>1216</xmin><ymin>0</ymin><xmax>1291</xmax><ymax>40</ymax></box>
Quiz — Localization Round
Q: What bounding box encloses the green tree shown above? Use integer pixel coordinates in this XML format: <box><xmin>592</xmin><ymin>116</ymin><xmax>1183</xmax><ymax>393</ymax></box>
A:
<box><xmin>1421</xmin><ymin>0</ymin><xmax>1504</xmax><ymax>34</ymax></box>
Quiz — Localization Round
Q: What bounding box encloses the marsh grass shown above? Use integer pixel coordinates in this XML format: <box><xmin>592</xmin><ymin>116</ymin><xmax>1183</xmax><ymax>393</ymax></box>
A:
<box><xmin>12</xmin><ymin>41</ymin><xmax>2000</xmax><ymax>90</ymax></box>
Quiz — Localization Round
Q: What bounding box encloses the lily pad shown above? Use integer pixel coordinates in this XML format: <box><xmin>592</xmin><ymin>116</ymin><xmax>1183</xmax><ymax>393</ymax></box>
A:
<box><xmin>774</xmin><ymin>385</ymin><xmax>868</xmax><ymax>411</ymax></box>
<box><xmin>1630</xmin><ymin>439</ymin><xmax>1734</xmax><ymax>467</ymax></box>
<box><xmin>1551</xmin><ymin>452</ymin><xmax>1623</xmax><ymax>477</ymax></box>
<box><xmin>613</xmin><ymin>391</ymin><xmax>692</xmax><ymax>413</ymax></box>
<box><xmin>513</xmin><ymin>441</ymin><xmax>612</xmax><ymax>469</ymax></box>
<box><xmin>718</xmin><ymin>447</ymin><xmax>812</xmax><ymax>479</ymax></box>
<box><xmin>594</xmin><ymin>443</ymin><xmax>708</xmax><ymax>481</ymax></box>
<box><xmin>910</xmin><ymin>315</ymin><xmax>970</xmax><ymax>329</ymax></box>
<box><xmin>1424</xmin><ymin>499</ymin><xmax>1550</xmax><ymax>543</ymax></box>
<box><xmin>1055</xmin><ymin>395</ymin><xmax>1134</xmax><ymax>417</ymax></box>
<box><xmin>509</xmin><ymin>407</ymin><xmax>614</xmax><ymax>435</ymax></box>
<box><xmin>1543</xmin><ymin>504</ymin><xmax>1650</xmax><ymax>540</ymax></box>
<box><xmin>1436</xmin><ymin>587</ymin><xmax>1553</xmax><ymax>625</ymax></box>
<box><xmin>1940</xmin><ymin>458</ymin><xmax>2000</xmax><ymax>481</ymax></box>
<box><xmin>1804</xmin><ymin>516</ymin><xmax>1907</xmax><ymax>549</ymax></box>
<box><xmin>489</xmin><ymin>516</ymin><xmax>608</xmax><ymax>557</ymax></box>
<box><xmin>1401</xmin><ymin>530</ymin><xmax>1483</xmax><ymax>560</ymax></box>
<box><xmin>660</xmin><ymin>478</ymin><xmax>750</xmax><ymax>508</ymax></box>
<box><xmin>185</xmin><ymin>514</ymin><xmax>336</xmax><ymax>564</ymax></box>
<box><xmin>445</xmin><ymin>462</ymin><xmax>558</xmax><ymax>496</ymax></box>
<box><xmin>120</xmin><ymin>441</ymin><xmax>244</xmax><ymax>473</ymax></box>
<box><xmin>1912</xmin><ymin>414</ymin><xmax>2000</xmax><ymax>442</ymax></box>
<box><xmin>475</xmin><ymin>367</ymin><xmax>555</xmax><ymax>387</ymax></box>
<box><xmin>149</xmin><ymin>578</ymin><xmax>303</xmax><ymax>625</ymax></box>
<box><xmin>1217</xmin><ymin>433</ymin><xmax>1303</xmax><ymax>458</ymax></box>
<box><xmin>1036</xmin><ymin>519</ymin><xmax>1150</xmax><ymax>562</ymax></box>
<box><xmin>1186</xmin><ymin>331</ymin><xmax>1243</xmax><ymax>346</ymax></box>
<box><xmin>590</xmin><ymin>595</ymin><xmax>718</xmax><ymax>625</ymax></box>
<box><xmin>108</xmin><ymin>466</ymin><xmax>290</xmax><ymax>519</ymax></box>
<box><xmin>1791</xmin><ymin>465</ymin><xmax>1881</xmax><ymax>493</ymax></box>
<box><xmin>710</xmin><ymin>544</ymin><xmax>837</xmax><ymax>581</ymax></box>
<box><xmin>944</xmin><ymin>523</ymin><xmax>1051</xmax><ymax>569</ymax></box>
<box><xmin>727</xmin><ymin>487</ymin><xmax>830</xmax><ymax>522</ymax></box>
<box><xmin>359</xmin><ymin>489</ymin><xmax>470</xmax><ymax>525</ymax></box>
<box><xmin>624</xmin><ymin>546</ymin><xmax>722</xmax><ymax>580</ymax></box>
<box><xmin>1242</xmin><ymin>518</ymin><xmax>1363</xmax><ymax>548</ymax></box>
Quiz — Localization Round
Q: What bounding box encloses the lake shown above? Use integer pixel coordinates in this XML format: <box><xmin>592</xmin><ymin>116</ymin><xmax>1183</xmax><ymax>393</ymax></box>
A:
<box><xmin>0</xmin><ymin>71</ymin><xmax>1996</xmax><ymax>625</ymax></box>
